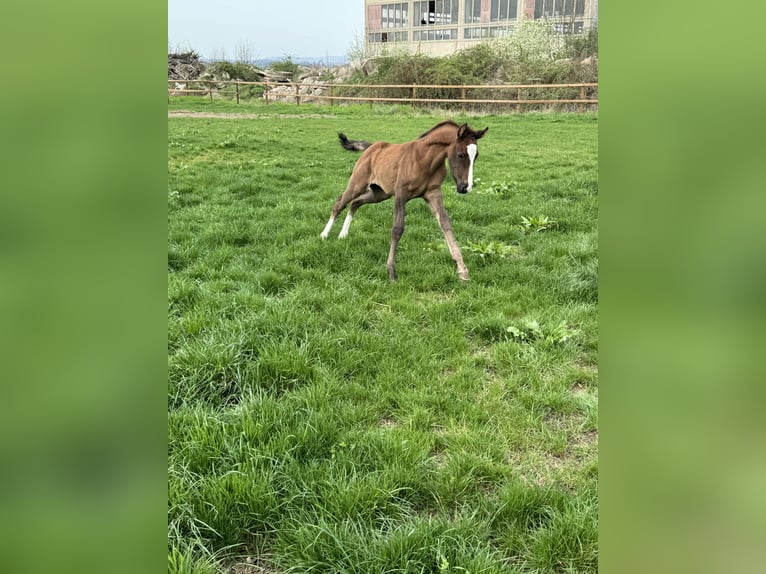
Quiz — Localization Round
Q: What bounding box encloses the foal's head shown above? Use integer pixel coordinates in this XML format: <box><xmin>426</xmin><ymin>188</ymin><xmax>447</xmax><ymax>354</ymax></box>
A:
<box><xmin>449</xmin><ymin>123</ymin><xmax>489</xmax><ymax>194</ymax></box>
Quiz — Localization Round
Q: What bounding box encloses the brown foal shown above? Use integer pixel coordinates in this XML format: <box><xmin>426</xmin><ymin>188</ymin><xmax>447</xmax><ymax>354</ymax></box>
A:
<box><xmin>320</xmin><ymin>120</ymin><xmax>489</xmax><ymax>281</ymax></box>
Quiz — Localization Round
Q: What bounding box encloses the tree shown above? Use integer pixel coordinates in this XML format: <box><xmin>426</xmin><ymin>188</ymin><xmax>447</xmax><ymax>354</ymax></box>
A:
<box><xmin>234</xmin><ymin>40</ymin><xmax>257</xmax><ymax>65</ymax></box>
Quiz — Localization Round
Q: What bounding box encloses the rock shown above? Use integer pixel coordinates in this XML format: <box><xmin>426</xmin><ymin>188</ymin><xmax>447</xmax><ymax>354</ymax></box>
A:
<box><xmin>264</xmin><ymin>70</ymin><xmax>293</xmax><ymax>82</ymax></box>
<box><xmin>361</xmin><ymin>58</ymin><xmax>382</xmax><ymax>76</ymax></box>
<box><xmin>168</xmin><ymin>52</ymin><xmax>205</xmax><ymax>80</ymax></box>
<box><xmin>261</xmin><ymin>62</ymin><xmax>356</xmax><ymax>102</ymax></box>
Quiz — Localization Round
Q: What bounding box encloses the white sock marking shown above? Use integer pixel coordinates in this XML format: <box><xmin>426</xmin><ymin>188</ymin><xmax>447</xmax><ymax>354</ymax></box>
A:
<box><xmin>466</xmin><ymin>143</ymin><xmax>477</xmax><ymax>192</ymax></box>
<box><xmin>320</xmin><ymin>216</ymin><xmax>335</xmax><ymax>239</ymax></box>
<box><xmin>338</xmin><ymin>213</ymin><xmax>353</xmax><ymax>238</ymax></box>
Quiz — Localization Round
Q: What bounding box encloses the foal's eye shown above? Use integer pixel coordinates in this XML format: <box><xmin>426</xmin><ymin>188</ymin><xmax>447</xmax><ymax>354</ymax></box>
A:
<box><xmin>457</xmin><ymin>153</ymin><xmax>466</xmax><ymax>160</ymax></box>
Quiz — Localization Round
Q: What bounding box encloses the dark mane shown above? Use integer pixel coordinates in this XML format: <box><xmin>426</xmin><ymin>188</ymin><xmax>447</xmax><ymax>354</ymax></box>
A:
<box><xmin>417</xmin><ymin>120</ymin><xmax>458</xmax><ymax>140</ymax></box>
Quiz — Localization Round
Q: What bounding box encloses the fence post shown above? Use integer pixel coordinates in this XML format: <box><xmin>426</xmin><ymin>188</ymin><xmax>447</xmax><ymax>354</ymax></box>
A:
<box><xmin>264</xmin><ymin>83</ymin><xmax>270</xmax><ymax>105</ymax></box>
<box><xmin>208</xmin><ymin>81</ymin><xmax>213</xmax><ymax>102</ymax></box>
<box><xmin>516</xmin><ymin>88</ymin><xmax>521</xmax><ymax>114</ymax></box>
<box><xmin>295</xmin><ymin>83</ymin><xmax>300</xmax><ymax>106</ymax></box>
<box><xmin>461</xmin><ymin>86</ymin><xmax>466</xmax><ymax>115</ymax></box>
<box><xmin>579</xmin><ymin>85</ymin><xmax>585</xmax><ymax>113</ymax></box>
<box><xmin>235</xmin><ymin>82</ymin><xmax>240</xmax><ymax>104</ymax></box>
<box><xmin>412</xmin><ymin>85</ymin><xmax>417</xmax><ymax>111</ymax></box>
<box><xmin>329</xmin><ymin>85</ymin><xmax>334</xmax><ymax>107</ymax></box>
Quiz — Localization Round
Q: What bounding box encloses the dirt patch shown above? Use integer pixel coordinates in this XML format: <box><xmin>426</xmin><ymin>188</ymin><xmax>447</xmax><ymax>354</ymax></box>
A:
<box><xmin>571</xmin><ymin>429</ymin><xmax>598</xmax><ymax>449</ymax></box>
<box><xmin>571</xmin><ymin>381</ymin><xmax>589</xmax><ymax>395</ymax></box>
<box><xmin>379</xmin><ymin>417</ymin><xmax>398</xmax><ymax>429</ymax></box>
<box><xmin>507</xmin><ymin>446</ymin><xmax>596</xmax><ymax>490</ymax></box>
<box><xmin>414</xmin><ymin>291</ymin><xmax>454</xmax><ymax>304</ymax></box>
<box><xmin>169</xmin><ymin>110</ymin><xmax>338</xmax><ymax>120</ymax></box>
<box><xmin>227</xmin><ymin>555</ymin><xmax>279</xmax><ymax>574</ymax></box>
<box><xmin>505</xmin><ymin>415</ymin><xmax>598</xmax><ymax>490</ymax></box>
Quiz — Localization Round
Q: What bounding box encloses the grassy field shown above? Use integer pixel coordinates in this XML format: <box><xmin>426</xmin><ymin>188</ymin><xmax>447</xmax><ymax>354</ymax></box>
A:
<box><xmin>168</xmin><ymin>98</ymin><xmax>598</xmax><ymax>573</ymax></box>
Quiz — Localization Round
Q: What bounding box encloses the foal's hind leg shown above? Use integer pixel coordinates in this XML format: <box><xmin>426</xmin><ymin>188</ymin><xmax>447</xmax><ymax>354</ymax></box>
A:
<box><xmin>386</xmin><ymin>195</ymin><xmax>407</xmax><ymax>281</ymax></box>
<box><xmin>338</xmin><ymin>186</ymin><xmax>389</xmax><ymax>239</ymax></box>
<box><xmin>320</xmin><ymin>182</ymin><xmax>367</xmax><ymax>239</ymax></box>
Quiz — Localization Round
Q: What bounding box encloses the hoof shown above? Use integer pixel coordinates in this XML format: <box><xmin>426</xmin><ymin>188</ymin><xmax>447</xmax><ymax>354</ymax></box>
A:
<box><xmin>458</xmin><ymin>272</ymin><xmax>470</xmax><ymax>281</ymax></box>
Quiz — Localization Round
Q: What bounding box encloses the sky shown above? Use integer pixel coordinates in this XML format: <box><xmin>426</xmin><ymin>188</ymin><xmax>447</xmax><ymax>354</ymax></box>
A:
<box><xmin>168</xmin><ymin>0</ymin><xmax>364</xmax><ymax>61</ymax></box>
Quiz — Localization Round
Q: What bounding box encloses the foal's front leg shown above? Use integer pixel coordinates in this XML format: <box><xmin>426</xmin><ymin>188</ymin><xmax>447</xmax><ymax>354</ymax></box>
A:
<box><xmin>386</xmin><ymin>195</ymin><xmax>406</xmax><ymax>281</ymax></box>
<box><xmin>423</xmin><ymin>189</ymin><xmax>469</xmax><ymax>281</ymax></box>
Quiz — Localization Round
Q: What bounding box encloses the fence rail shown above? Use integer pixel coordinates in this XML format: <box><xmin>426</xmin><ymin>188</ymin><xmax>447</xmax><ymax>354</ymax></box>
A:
<box><xmin>167</xmin><ymin>80</ymin><xmax>598</xmax><ymax>112</ymax></box>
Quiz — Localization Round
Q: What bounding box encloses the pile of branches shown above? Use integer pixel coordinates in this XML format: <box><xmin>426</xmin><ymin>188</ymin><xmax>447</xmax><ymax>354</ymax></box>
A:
<box><xmin>168</xmin><ymin>52</ymin><xmax>205</xmax><ymax>80</ymax></box>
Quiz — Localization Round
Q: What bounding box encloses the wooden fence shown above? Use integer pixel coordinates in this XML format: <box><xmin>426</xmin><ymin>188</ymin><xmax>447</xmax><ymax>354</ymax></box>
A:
<box><xmin>167</xmin><ymin>80</ymin><xmax>598</xmax><ymax>112</ymax></box>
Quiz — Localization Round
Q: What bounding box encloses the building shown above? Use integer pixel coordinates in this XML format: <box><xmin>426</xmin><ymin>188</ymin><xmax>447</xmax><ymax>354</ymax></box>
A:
<box><xmin>365</xmin><ymin>0</ymin><xmax>597</xmax><ymax>57</ymax></box>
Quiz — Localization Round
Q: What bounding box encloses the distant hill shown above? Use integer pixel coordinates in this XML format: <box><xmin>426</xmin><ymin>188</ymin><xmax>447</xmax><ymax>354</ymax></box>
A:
<box><xmin>259</xmin><ymin>56</ymin><xmax>348</xmax><ymax>67</ymax></box>
<box><xmin>200</xmin><ymin>56</ymin><xmax>347</xmax><ymax>67</ymax></box>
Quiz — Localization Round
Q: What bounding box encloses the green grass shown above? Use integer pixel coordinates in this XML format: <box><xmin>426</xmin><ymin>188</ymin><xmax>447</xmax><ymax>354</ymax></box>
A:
<box><xmin>168</xmin><ymin>101</ymin><xmax>598</xmax><ymax>573</ymax></box>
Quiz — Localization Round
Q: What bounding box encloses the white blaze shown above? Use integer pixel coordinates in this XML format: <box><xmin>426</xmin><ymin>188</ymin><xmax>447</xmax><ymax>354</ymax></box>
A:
<box><xmin>466</xmin><ymin>143</ymin><xmax>477</xmax><ymax>192</ymax></box>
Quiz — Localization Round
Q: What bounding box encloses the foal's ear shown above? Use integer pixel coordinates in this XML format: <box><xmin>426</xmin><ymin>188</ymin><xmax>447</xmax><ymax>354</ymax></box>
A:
<box><xmin>457</xmin><ymin>123</ymin><xmax>469</xmax><ymax>140</ymax></box>
<box><xmin>475</xmin><ymin>127</ymin><xmax>489</xmax><ymax>139</ymax></box>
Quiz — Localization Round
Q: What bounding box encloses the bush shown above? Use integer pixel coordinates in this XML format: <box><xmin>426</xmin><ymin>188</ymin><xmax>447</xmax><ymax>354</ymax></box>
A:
<box><xmin>564</xmin><ymin>28</ymin><xmax>598</xmax><ymax>60</ymax></box>
<box><xmin>339</xmin><ymin>21</ymin><xmax>598</xmax><ymax>110</ymax></box>
<box><xmin>346</xmin><ymin>23</ymin><xmax>597</xmax><ymax>88</ymax></box>
<box><xmin>207</xmin><ymin>61</ymin><xmax>263</xmax><ymax>82</ymax></box>
<box><xmin>270</xmin><ymin>55</ymin><xmax>300</xmax><ymax>77</ymax></box>
<box><xmin>494</xmin><ymin>19</ymin><xmax>565</xmax><ymax>66</ymax></box>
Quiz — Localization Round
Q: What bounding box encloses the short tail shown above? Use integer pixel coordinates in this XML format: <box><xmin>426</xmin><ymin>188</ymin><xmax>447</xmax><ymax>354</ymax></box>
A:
<box><xmin>338</xmin><ymin>132</ymin><xmax>372</xmax><ymax>152</ymax></box>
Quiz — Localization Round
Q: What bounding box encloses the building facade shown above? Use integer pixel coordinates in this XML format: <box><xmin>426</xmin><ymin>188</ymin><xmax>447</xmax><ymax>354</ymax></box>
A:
<box><xmin>365</xmin><ymin>0</ymin><xmax>597</xmax><ymax>57</ymax></box>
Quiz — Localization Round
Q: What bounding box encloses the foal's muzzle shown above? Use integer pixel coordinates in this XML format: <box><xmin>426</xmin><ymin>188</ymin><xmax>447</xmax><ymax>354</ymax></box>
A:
<box><xmin>457</xmin><ymin>182</ymin><xmax>470</xmax><ymax>194</ymax></box>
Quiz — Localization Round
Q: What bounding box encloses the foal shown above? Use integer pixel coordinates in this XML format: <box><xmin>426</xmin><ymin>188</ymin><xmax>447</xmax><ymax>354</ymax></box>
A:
<box><xmin>320</xmin><ymin>120</ymin><xmax>489</xmax><ymax>281</ymax></box>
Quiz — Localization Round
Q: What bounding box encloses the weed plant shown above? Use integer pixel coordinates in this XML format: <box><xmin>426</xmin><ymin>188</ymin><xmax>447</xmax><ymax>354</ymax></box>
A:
<box><xmin>168</xmin><ymin>104</ymin><xmax>598</xmax><ymax>572</ymax></box>
<box><xmin>269</xmin><ymin>55</ymin><xmax>300</xmax><ymax>79</ymax></box>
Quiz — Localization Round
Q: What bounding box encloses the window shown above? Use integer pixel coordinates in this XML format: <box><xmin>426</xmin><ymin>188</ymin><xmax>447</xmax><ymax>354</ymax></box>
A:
<box><xmin>369</xmin><ymin>30</ymin><xmax>408</xmax><ymax>43</ymax></box>
<box><xmin>464</xmin><ymin>0</ymin><xmax>481</xmax><ymax>24</ymax></box>
<box><xmin>491</xmin><ymin>0</ymin><xmax>517</xmax><ymax>22</ymax></box>
<box><xmin>463</xmin><ymin>27</ymin><xmax>480</xmax><ymax>39</ymax></box>
<box><xmin>414</xmin><ymin>1</ymin><xmax>434</xmax><ymax>26</ymax></box>
<box><xmin>534</xmin><ymin>0</ymin><xmax>587</xmax><ymax>33</ymax></box>
<box><xmin>534</xmin><ymin>0</ymin><xmax>585</xmax><ymax>19</ymax></box>
<box><xmin>413</xmin><ymin>28</ymin><xmax>457</xmax><ymax>41</ymax></box>
<box><xmin>381</xmin><ymin>3</ymin><xmax>408</xmax><ymax>28</ymax></box>
<box><xmin>414</xmin><ymin>1</ymin><xmax>458</xmax><ymax>26</ymax></box>
<box><xmin>464</xmin><ymin>25</ymin><xmax>513</xmax><ymax>39</ymax></box>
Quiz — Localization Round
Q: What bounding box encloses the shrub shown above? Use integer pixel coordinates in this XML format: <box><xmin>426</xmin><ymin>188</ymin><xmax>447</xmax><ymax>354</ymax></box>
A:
<box><xmin>494</xmin><ymin>18</ymin><xmax>565</xmax><ymax>66</ymax></box>
<box><xmin>347</xmin><ymin>24</ymin><xmax>597</xmax><ymax>86</ymax></box>
<box><xmin>340</xmin><ymin>21</ymin><xmax>598</xmax><ymax>109</ymax></box>
<box><xmin>206</xmin><ymin>61</ymin><xmax>263</xmax><ymax>82</ymax></box>
<box><xmin>270</xmin><ymin>55</ymin><xmax>300</xmax><ymax>76</ymax></box>
<box><xmin>564</xmin><ymin>28</ymin><xmax>598</xmax><ymax>59</ymax></box>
